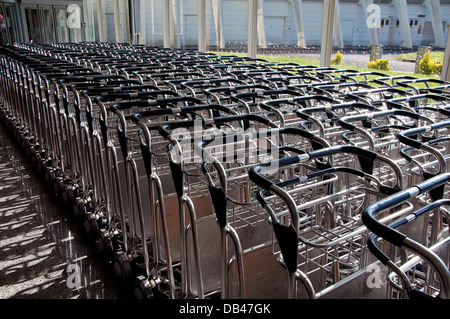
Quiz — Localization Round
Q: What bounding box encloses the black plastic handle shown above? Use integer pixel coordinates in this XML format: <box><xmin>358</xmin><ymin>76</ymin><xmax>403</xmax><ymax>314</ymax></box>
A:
<box><xmin>396</xmin><ymin>120</ymin><xmax>450</xmax><ymax>150</ymax></box>
<box><xmin>362</xmin><ymin>173</ymin><xmax>450</xmax><ymax>251</ymax></box>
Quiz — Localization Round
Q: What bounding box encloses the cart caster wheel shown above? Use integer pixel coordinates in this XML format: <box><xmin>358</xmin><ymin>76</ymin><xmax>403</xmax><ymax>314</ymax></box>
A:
<box><xmin>31</xmin><ymin>153</ymin><xmax>39</xmax><ymax>166</ymax></box>
<box><xmin>61</xmin><ymin>188</ymin><xmax>75</xmax><ymax>207</ymax></box>
<box><xmin>44</xmin><ymin>169</ymin><xmax>54</xmax><ymax>184</ymax></box>
<box><xmin>84</xmin><ymin>213</ymin><xmax>99</xmax><ymax>240</ymax></box>
<box><xmin>97</xmin><ymin>229</ymin><xmax>114</xmax><ymax>262</ymax></box>
<box><xmin>25</xmin><ymin>144</ymin><xmax>33</xmax><ymax>157</ymax></box>
<box><xmin>36</xmin><ymin>158</ymin><xmax>46</xmax><ymax>174</ymax></box>
<box><xmin>133</xmin><ymin>276</ymin><xmax>154</xmax><ymax>299</ymax></box>
<box><xmin>73</xmin><ymin>198</ymin><xmax>87</xmax><ymax>222</ymax></box>
<box><xmin>21</xmin><ymin>138</ymin><xmax>28</xmax><ymax>150</ymax></box>
<box><xmin>53</xmin><ymin>178</ymin><xmax>65</xmax><ymax>195</ymax></box>
<box><xmin>113</xmin><ymin>251</ymin><xmax>133</xmax><ymax>286</ymax></box>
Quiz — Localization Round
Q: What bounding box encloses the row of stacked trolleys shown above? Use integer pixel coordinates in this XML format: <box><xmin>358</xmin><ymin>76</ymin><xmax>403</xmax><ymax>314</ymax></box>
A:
<box><xmin>0</xmin><ymin>42</ymin><xmax>449</xmax><ymax>300</ymax></box>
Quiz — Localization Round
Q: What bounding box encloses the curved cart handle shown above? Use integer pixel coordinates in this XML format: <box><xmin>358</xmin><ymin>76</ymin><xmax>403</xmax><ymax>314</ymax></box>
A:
<box><xmin>231</xmin><ymin>88</ymin><xmax>303</xmax><ymax>100</ymax></box>
<box><xmin>89</xmin><ymin>89</ymin><xmax>180</xmax><ymax>103</ymax></box>
<box><xmin>337</xmin><ymin>110</ymin><xmax>434</xmax><ymax>149</ymax></box>
<box><xmin>199</xmin><ymin>126</ymin><xmax>331</xmax><ymax>173</ymax></box>
<box><xmin>428</xmin><ymin>84</ymin><xmax>450</xmax><ymax>95</ymax></box>
<box><xmin>385</xmin><ymin>93</ymin><xmax>448</xmax><ymax>111</ymax></box>
<box><xmin>249</xmin><ymin>144</ymin><xmax>404</xmax><ymax>196</ymax></box>
<box><xmin>372</xmin><ymin>75</ymin><xmax>418</xmax><ymax>87</ymax></box>
<box><xmin>159</xmin><ymin>113</ymin><xmax>279</xmax><ymax>139</ymax></box>
<box><xmin>57</xmin><ymin>74</ymin><xmax>126</xmax><ymax>83</ymax></box>
<box><xmin>249</xmin><ymin>164</ymin><xmax>377</xmax><ymax>276</ymax></box>
<box><xmin>83</xmin><ymin>84</ymin><xmax>159</xmax><ymax>95</ymax></box>
<box><xmin>295</xmin><ymin>101</ymin><xmax>375</xmax><ymax>119</ymax></box>
<box><xmin>260</xmin><ymin>144</ymin><xmax>404</xmax><ymax>203</ymax></box>
<box><xmin>396</xmin><ymin>78</ymin><xmax>450</xmax><ymax>93</ymax></box>
<box><xmin>362</xmin><ymin>173</ymin><xmax>450</xmax><ymax>299</ymax></box>
<box><xmin>396</xmin><ymin>120</ymin><xmax>450</xmax><ymax>174</ymax></box>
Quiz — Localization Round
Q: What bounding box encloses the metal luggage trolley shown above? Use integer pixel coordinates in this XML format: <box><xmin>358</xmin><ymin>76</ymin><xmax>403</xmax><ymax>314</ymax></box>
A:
<box><xmin>0</xmin><ymin>48</ymin><xmax>50</xmax><ymax>146</ymax></box>
<box><xmin>160</xmin><ymin>114</ymin><xmax>331</xmax><ymax>299</ymax></box>
<box><xmin>337</xmin><ymin>109</ymin><xmax>435</xmax><ymax>154</ymax></box>
<box><xmin>395</xmin><ymin>78</ymin><xmax>450</xmax><ymax>95</ymax></box>
<box><xmin>74</xmin><ymin>84</ymin><xmax>183</xmax><ymax>238</ymax></box>
<box><xmin>248</xmin><ymin>145</ymin><xmax>406</xmax><ymax>298</ymax></box>
<box><xmin>294</xmin><ymin>101</ymin><xmax>379</xmax><ymax>145</ymax></box>
<box><xmin>385</xmin><ymin>94</ymin><xmax>450</xmax><ymax>123</ymax></box>
<box><xmin>396</xmin><ymin>120</ymin><xmax>450</xmax><ymax>188</ymax></box>
<box><xmin>53</xmin><ymin>75</ymin><xmax>133</xmax><ymax>224</ymax></box>
<box><xmin>84</xmin><ymin>90</ymin><xmax>190</xmax><ymax>230</ymax></box>
<box><xmin>257</xmin><ymin>95</ymin><xmax>357</xmax><ymax>129</ymax></box>
<box><xmin>0</xmin><ymin>50</ymin><xmax>36</xmax><ymax>146</ymax></box>
<box><xmin>363</xmin><ymin>173</ymin><xmax>450</xmax><ymax>299</ymax></box>
<box><xmin>5</xmin><ymin>51</ymin><xmax>101</xmax><ymax>204</ymax></box>
<box><xmin>108</xmin><ymin>99</ymin><xmax>238</xmax><ymax>298</ymax></box>
<box><xmin>201</xmin><ymin>125</ymin><xmax>332</xmax><ymax>299</ymax></box>
<box><xmin>202</xmin><ymin>83</ymin><xmax>273</xmax><ymax>108</ymax></box>
<box><xmin>79</xmin><ymin>89</ymin><xmax>185</xmax><ymax>247</ymax></box>
<box><xmin>127</xmin><ymin>104</ymin><xmax>241</xmax><ymax>298</ymax></box>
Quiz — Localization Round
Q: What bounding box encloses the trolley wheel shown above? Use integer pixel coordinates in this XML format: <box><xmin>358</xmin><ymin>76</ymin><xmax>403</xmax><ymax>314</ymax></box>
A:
<box><xmin>133</xmin><ymin>276</ymin><xmax>154</xmax><ymax>299</ymax></box>
<box><xmin>113</xmin><ymin>251</ymin><xmax>133</xmax><ymax>286</ymax></box>
<box><xmin>53</xmin><ymin>178</ymin><xmax>65</xmax><ymax>196</ymax></box>
<box><xmin>61</xmin><ymin>187</ymin><xmax>75</xmax><ymax>207</ymax></box>
<box><xmin>97</xmin><ymin>229</ymin><xmax>114</xmax><ymax>262</ymax></box>
<box><xmin>21</xmin><ymin>137</ymin><xmax>28</xmax><ymax>150</ymax></box>
<box><xmin>73</xmin><ymin>198</ymin><xmax>87</xmax><ymax>222</ymax></box>
<box><xmin>44</xmin><ymin>168</ymin><xmax>54</xmax><ymax>184</ymax></box>
<box><xmin>25</xmin><ymin>143</ymin><xmax>33</xmax><ymax>157</ymax></box>
<box><xmin>31</xmin><ymin>152</ymin><xmax>39</xmax><ymax>166</ymax></box>
<box><xmin>84</xmin><ymin>213</ymin><xmax>100</xmax><ymax>240</ymax></box>
<box><xmin>36</xmin><ymin>157</ymin><xmax>47</xmax><ymax>174</ymax></box>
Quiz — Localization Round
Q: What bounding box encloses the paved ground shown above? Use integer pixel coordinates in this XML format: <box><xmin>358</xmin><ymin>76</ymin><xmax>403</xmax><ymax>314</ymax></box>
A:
<box><xmin>0</xmin><ymin>124</ymin><xmax>124</xmax><ymax>299</ymax></box>
<box><xmin>301</xmin><ymin>51</ymin><xmax>416</xmax><ymax>73</ymax></box>
<box><xmin>224</xmin><ymin>45</ymin><xmax>421</xmax><ymax>73</ymax></box>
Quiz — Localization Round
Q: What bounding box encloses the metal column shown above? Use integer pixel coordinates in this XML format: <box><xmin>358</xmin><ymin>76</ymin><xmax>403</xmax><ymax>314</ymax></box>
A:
<box><xmin>320</xmin><ymin>0</ymin><xmax>335</xmax><ymax>67</ymax></box>
<box><xmin>248</xmin><ymin>0</ymin><xmax>258</xmax><ymax>59</ymax></box>
<box><xmin>198</xmin><ymin>0</ymin><xmax>206</xmax><ymax>52</ymax></box>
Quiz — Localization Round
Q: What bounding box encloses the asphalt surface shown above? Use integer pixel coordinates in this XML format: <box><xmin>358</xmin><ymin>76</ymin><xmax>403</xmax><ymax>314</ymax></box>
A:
<box><xmin>225</xmin><ymin>45</ymin><xmax>422</xmax><ymax>73</ymax></box>
<box><xmin>302</xmin><ymin>51</ymin><xmax>415</xmax><ymax>73</ymax></box>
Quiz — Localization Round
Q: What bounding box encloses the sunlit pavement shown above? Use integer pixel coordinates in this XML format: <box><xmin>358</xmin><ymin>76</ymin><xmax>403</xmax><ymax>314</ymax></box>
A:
<box><xmin>0</xmin><ymin>125</ymin><xmax>124</xmax><ymax>299</ymax></box>
<box><xmin>224</xmin><ymin>45</ymin><xmax>425</xmax><ymax>73</ymax></box>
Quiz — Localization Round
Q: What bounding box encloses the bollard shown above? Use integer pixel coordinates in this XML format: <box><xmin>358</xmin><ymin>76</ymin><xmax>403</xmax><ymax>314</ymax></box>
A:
<box><xmin>370</xmin><ymin>45</ymin><xmax>383</xmax><ymax>61</ymax></box>
<box><xmin>414</xmin><ymin>46</ymin><xmax>431</xmax><ymax>73</ymax></box>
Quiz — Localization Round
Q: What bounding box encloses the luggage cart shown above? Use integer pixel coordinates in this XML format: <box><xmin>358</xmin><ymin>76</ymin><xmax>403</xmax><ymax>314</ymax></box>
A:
<box><xmin>294</xmin><ymin>102</ymin><xmax>379</xmax><ymax>145</ymax></box>
<box><xmin>84</xmin><ymin>90</ymin><xmax>189</xmax><ymax>261</ymax></box>
<box><xmin>109</xmin><ymin>101</ymin><xmax>238</xmax><ymax>298</ymax></box>
<box><xmin>363</xmin><ymin>173</ymin><xmax>450</xmax><ymax>299</ymax></box>
<box><xmin>161</xmin><ymin>115</ymin><xmax>326</xmax><ymax>297</ymax></box>
<box><xmin>337</xmin><ymin>109</ymin><xmax>435</xmax><ymax>153</ymax></box>
<box><xmin>74</xmin><ymin>85</ymin><xmax>182</xmax><ymax>238</ymax></box>
<box><xmin>385</xmin><ymin>94</ymin><xmax>450</xmax><ymax>123</ymax></box>
<box><xmin>396</xmin><ymin>120</ymin><xmax>450</xmax><ymax>189</ymax></box>
<box><xmin>54</xmin><ymin>75</ymin><xmax>133</xmax><ymax>226</ymax></box>
<box><xmin>248</xmin><ymin>145</ymin><xmax>406</xmax><ymax>298</ymax></box>
<box><xmin>395</xmin><ymin>78</ymin><xmax>450</xmax><ymax>95</ymax></box>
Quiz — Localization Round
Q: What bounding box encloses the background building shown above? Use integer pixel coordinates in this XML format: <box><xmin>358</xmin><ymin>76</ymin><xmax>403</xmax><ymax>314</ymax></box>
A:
<box><xmin>0</xmin><ymin>0</ymin><xmax>449</xmax><ymax>49</ymax></box>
